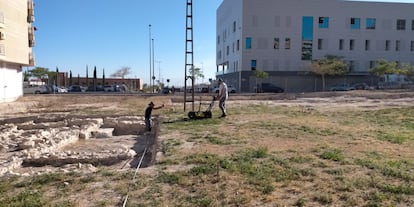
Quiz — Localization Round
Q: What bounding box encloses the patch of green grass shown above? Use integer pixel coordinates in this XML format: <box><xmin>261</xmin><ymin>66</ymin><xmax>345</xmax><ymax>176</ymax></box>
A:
<box><xmin>161</xmin><ymin>139</ymin><xmax>182</xmax><ymax>155</ymax></box>
<box><xmin>379</xmin><ymin>183</ymin><xmax>414</xmax><ymax>195</ymax></box>
<box><xmin>294</xmin><ymin>197</ymin><xmax>307</xmax><ymax>207</ymax></box>
<box><xmin>319</xmin><ymin>148</ymin><xmax>345</xmax><ymax>162</ymax></box>
<box><xmin>15</xmin><ymin>173</ymin><xmax>65</xmax><ymax>188</ymax></box>
<box><xmin>378</xmin><ymin>132</ymin><xmax>411</xmax><ymax>144</ymax></box>
<box><xmin>313</xmin><ymin>193</ymin><xmax>333</xmax><ymax>205</ymax></box>
<box><xmin>79</xmin><ymin>175</ymin><xmax>97</xmax><ymax>183</ymax></box>
<box><xmin>205</xmin><ymin>135</ymin><xmax>232</xmax><ymax>145</ymax></box>
<box><xmin>3</xmin><ymin>190</ymin><xmax>45</xmax><ymax>207</ymax></box>
<box><xmin>355</xmin><ymin>158</ymin><xmax>414</xmax><ymax>182</ymax></box>
<box><xmin>156</xmin><ymin>172</ymin><xmax>183</xmax><ymax>184</ymax></box>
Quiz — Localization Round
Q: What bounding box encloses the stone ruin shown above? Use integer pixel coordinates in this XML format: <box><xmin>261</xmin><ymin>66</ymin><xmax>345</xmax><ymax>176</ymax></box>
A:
<box><xmin>0</xmin><ymin>115</ymin><xmax>158</xmax><ymax>177</ymax></box>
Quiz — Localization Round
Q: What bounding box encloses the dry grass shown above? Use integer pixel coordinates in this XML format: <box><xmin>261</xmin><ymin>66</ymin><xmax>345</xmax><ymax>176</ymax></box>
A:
<box><xmin>1</xmin><ymin>93</ymin><xmax>414</xmax><ymax>206</ymax></box>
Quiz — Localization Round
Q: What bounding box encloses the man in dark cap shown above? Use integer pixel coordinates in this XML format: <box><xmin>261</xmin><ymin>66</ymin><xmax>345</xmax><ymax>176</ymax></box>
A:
<box><xmin>215</xmin><ymin>78</ymin><xmax>228</xmax><ymax>118</ymax></box>
<box><xmin>145</xmin><ymin>101</ymin><xmax>164</xmax><ymax>131</ymax></box>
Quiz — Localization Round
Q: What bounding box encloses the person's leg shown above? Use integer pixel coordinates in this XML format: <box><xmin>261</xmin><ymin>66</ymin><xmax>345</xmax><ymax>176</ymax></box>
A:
<box><xmin>219</xmin><ymin>97</ymin><xmax>227</xmax><ymax>117</ymax></box>
<box><xmin>145</xmin><ymin>118</ymin><xmax>151</xmax><ymax>131</ymax></box>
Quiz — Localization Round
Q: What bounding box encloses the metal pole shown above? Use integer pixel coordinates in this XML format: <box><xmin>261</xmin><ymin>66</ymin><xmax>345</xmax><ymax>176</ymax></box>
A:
<box><xmin>152</xmin><ymin>38</ymin><xmax>155</xmax><ymax>93</ymax></box>
<box><xmin>149</xmin><ymin>24</ymin><xmax>152</xmax><ymax>93</ymax></box>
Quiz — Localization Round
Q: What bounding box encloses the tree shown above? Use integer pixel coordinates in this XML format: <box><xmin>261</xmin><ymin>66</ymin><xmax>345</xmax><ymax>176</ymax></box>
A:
<box><xmin>253</xmin><ymin>70</ymin><xmax>269</xmax><ymax>92</ymax></box>
<box><xmin>111</xmin><ymin>66</ymin><xmax>131</xmax><ymax>79</ymax></box>
<box><xmin>188</xmin><ymin>67</ymin><xmax>204</xmax><ymax>83</ymax></box>
<box><xmin>69</xmin><ymin>70</ymin><xmax>73</xmax><ymax>86</ymax></box>
<box><xmin>401</xmin><ymin>63</ymin><xmax>414</xmax><ymax>79</ymax></box>
<box><xmin>93</xmin><ymin>66</ymin><xmax>97</xmax><ymax>90</ymax></box>
<box><xmin>29</xmin><ymin>67</ymin><xmax>50</xmax><ymax>79</ymax></box>
<box><xmin>369</xmin><ymin>59</ymin><xmax>401</xmax><ymax>77</ymax></box>
<box><xmin>310</xmin><ymin>55</ymin><xmax>348</xmax><ymax>91</ymax></box>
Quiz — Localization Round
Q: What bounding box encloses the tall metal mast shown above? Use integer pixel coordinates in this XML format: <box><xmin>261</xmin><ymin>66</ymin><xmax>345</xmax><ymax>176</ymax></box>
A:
<box><xmin>184</xmin><ymin>0</ymin><xmax>195</xmax><ymax>112</ymax></box>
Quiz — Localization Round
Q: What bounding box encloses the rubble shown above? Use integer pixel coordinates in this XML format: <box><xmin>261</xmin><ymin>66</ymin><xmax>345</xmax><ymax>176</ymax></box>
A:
<box><xmin>0</xmin><ymin>115</ymin><xmax>150</xmax><ymax>177</ymax></box>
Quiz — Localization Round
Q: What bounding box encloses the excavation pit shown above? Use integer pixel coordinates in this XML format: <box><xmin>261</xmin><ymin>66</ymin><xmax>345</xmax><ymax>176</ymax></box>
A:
<box><xmin>0</xmin><ymin>115</ymin><xmax>159</xmax><ymax>177</ymax></box>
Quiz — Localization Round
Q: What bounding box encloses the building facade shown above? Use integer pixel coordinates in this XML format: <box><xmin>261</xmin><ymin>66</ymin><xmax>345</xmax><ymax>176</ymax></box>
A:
<box><xmin>0</xmin><ymin>0</ymin><xmax>35</xmax><ymax>102</ymax></box>
<box><xmin>216</xmin><ymin>0</ymin><xmax>414</xmax><ymax>92</ymax></box>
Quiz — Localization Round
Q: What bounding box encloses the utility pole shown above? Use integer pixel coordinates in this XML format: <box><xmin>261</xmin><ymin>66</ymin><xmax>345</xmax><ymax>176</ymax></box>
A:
<box><xmin>184</xmin><ymin>0</ymin><xmax>194</xmax><ymax>112</ymax></box>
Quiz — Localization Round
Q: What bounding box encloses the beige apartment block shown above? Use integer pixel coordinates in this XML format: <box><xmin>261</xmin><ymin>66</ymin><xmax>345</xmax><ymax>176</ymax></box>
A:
<box><xmin>0</xmin><ymin>0</ymin><xmax>35</xmax><ymax>102</ymax></box>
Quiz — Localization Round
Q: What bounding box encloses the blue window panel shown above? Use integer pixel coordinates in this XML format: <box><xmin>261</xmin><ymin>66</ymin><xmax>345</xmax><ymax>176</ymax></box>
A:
<box><xmin>246</xmin><ymin>37</ymin><xmax>252</xmax><ymax>49</ymax></box>
<box><xmin>351</xmin><ymin>18</ymin><xmax>360</xmax><ymax>29</ymax></box>
<box><xmin>302</xmin><ymin>16</ymin><xmax>313</xmax><ymax>40</ymax></box>
<box><xmin>318</xmin><ymin>17</ymin><xmax>329</xmax><ymax>28</ymax></box>
<box><xmin>251</xmin><ymin>60</ymin><xmax>257</xmax><ymax>70</ymax></box>
<box><xmin>366</xmin><ymin>18</ymin><xmax>376</xmax><ymax>29</ymax></box>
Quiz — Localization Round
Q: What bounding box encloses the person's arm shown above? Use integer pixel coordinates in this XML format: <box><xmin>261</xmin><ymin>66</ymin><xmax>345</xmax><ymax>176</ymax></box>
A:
<box><xmin>154</xmin><ymin>104</ymin><xmax>165</xmax><ymax>110</ymax></box>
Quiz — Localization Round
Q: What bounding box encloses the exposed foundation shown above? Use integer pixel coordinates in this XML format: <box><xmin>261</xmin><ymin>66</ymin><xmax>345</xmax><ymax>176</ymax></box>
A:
<box><xmin>0</xmin><ymin>115</ymin><xmax>159</xmax><ymax>177</ymax></box>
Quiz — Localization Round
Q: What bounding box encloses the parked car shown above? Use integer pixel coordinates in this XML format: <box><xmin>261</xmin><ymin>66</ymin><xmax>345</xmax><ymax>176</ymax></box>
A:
<box><xmin>212</xmin><ymin>85</ymin><xmax>237</xmax><ymax>93</ymax></box>
<box><xmin>103</xmin><ymin>85</ymin><xmax>114</xmax><ymax>92</ymax></box>
<box><xmin>255</xmin><ymin>83</ymin><xmax>284</xmax><ymax>93</ymax></box>
<box><xmin>68</xmin><ymin>85</ymin><xmax>83</xmax><ymax>92</ymax></box>
<box><xmin>352</xmin><ymin>83</ymin><xmax>371</xmax><ymax>90</ymax></box>
<box><xmin>329</xmin><ymin>84</ymin><xmax>355</xmax><ymax>91</ymax></box>
<box><xmin>23</xmin><ymin>85</ymin><xmax>51</xmax><ymax>94</ymax></box>
<box><xmin>161</xmin><ymin>87</ymin><xmax>171</xmax><ymax>94</ymax></box>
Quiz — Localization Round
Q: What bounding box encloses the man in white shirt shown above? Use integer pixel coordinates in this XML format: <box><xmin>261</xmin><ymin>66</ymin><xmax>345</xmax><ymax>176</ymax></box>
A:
<box><xmin>215</xmin><ymin>78</ymin><xmax>228</xmax><ymax>118</ymax></box>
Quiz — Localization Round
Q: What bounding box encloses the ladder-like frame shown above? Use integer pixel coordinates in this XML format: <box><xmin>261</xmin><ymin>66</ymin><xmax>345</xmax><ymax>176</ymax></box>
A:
<box><xmin>184</xmin><ymin>0</ymin><xmax>195</xmax><ymax>112</ymax></box>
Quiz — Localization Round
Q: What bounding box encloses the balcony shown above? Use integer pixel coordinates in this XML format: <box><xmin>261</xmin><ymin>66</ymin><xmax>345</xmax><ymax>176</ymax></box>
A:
<box><xmin>29</xmin><ymin>52</ymin><xmax>35</xmax><ymax>66</ymax></box>
<box><xmin>28</xmin><ymin>26</ymin><xmax>35</xmax><ymax>47</ymax></box>
<box><xmin>27</xmin><ymin>15</ymin><xmax>35</xmax><ymax>23</ymax></box>
<box><xmin>28</xmin><ymin>0</ymin><xmax>35</xmax><ymax>16</ymax></box>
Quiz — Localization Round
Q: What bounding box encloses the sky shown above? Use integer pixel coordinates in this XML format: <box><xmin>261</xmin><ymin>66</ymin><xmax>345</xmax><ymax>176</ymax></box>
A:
<box><xmin>33</xmin><ymin>0</ymin><xmax>222</xmax><ymax>86</ymax></box>
<box><xmin>32</xmin><ymin>0</ymin><xmax>414</xmax><ymax>86</ymax></box>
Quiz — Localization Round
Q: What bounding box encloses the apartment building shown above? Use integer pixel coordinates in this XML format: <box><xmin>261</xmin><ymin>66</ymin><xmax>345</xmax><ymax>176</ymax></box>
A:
<box><xmin>216</xmin><ymin>0</ymin><xmax>414</xmax><ymax>92</ymax></box>
<box><xmin>0</xmin><ymin>0</ymin><xmax>35</xmax><ymax>102</ymax></box>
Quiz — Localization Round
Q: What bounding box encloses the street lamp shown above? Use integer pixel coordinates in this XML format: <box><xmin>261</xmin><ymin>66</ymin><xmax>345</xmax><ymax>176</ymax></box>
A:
<box><xmin>148</xmin><ymin>24</ymin><xmax>152</xmax><ymax>92</ymax></box>
<box><xmin>152</xmin><ymin>38</ymin><xmax>155</xmax><ymax>93</ymax></box>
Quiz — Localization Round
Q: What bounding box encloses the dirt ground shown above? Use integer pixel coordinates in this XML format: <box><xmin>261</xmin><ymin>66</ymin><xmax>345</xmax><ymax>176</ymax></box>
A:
<box><xmin>1</xmin><ymin>90</ymin><xmax>414</xmax><ymax>206</ymax></box>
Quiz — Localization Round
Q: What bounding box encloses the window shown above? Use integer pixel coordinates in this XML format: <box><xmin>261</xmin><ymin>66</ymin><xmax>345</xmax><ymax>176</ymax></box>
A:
<box><xmin>349</xmin><ymin>61</ymin><xmax>355</xmax><ymax>72</ymax></box>
<box><xmin>397</xmin><ymin>19</ymin><xmax>406</xmax><ymax>30</ymax></box>
<box><xmin>351</xmin><ymin>18</ymin><xmax>360</xmax><ymax>29</ymax></box>
<box><xmin>369</xmin><ymin>61</ymin><xmax>375</xmax><ymax>69</ymax></box>
<box><xmin>396</xmin><ymin>40</ymin><xmax>400</xmax><ymax>51</ymax></box>
<box><xmin>349</xmin><ymin>39</ymin><xmax>355</xmax><ymax>50</ymax></box>
<box><xmin>232</xmin><ymin>42</ymin><xmax>234</xmax><ymax>53</ymax></box>
<box><xmin>246</xmin><ymin>37</ymin><xmax>252</xmax><ymax>49</ymax></box>
<box><xmin>217</xmin><ymin>51</ymin><xmax>221</xmax><ymax>59</ymax></box>
<box><xmin>226</xmin><ymin>45</ymin><xmax>230</xmax><ymax>55</ymax></box>
<box><xmin>366</xmin><ymin>18</ymin><xmax>376</xmax><ymax>30</ymax></box>
<box><xmin>411</xmin><ymin>41</ymin><xmax>414</xmax><ymax>51</ymax></box>
<box><xmin>233</xmin><ymin>21</ymin><xmax>236</xmax><ymax>32</ymax></box>
<box><xmin>318</xmin><ymin>17</ymin><xmax>329</xmax><ymax>28</ymax></box>
<box><xmin>365</xmin><ymin>40</ymin><xmax>370</xmax><ymax>51</ymax></box>
<box><xmin>339</xmin><ymin>39</ymin><xmax>344</xmax><ymax>50</ymax></box>
<box><xmin>285</xmin><ymin>38</ymin><xmax>291</xmax><ymax>49</ymax></box>
<box><xmin>237</xmin><ymin>40</ymin><xmax>240</xmax><ymax>51</ymax></box>
<box><xmin>412</xmin><ymin>20</ymin><xmax>414</xmax><ymax>30</ymax></box>
<box><xmin>385</xmin><ymin>40</ymin><xmax>390</xmax><ymax>51</ymax></box>
<box><xmin>274</xmin><ymin>38</ymin><xmax>279</xmax><ymax>49</ymax></box>
<box><xmin>318</xmin><ymin>39</ymin><xmax>323</xmax><ymax>50</ymax></box>
<box><xmin>251</xmin><ymin>60</ymin><xmax>257</xmax><ymax>70</ymax></box>
<box><xmin>217</xmin><ymin>36</ymin><xmax>220</xmax><ymax>44</ymax></box>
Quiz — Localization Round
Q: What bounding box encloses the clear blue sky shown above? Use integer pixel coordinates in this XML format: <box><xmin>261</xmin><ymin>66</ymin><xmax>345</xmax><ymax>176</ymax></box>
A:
<box><xmin>33</xmin><ymin>0</ymin><xmax>414</xmax><ymax>86</ymax></box>
<box><xmin>33</xmin><ymin>0</ymin><xmax>222</xmax><ymax>86</ymax></box>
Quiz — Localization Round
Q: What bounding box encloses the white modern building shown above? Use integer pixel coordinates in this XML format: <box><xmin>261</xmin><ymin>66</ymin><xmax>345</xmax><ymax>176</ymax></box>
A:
<box><xmin>0</xmin><ymin>0</ymin><xmax>36</xmax><ymax>102</ymax></box>
<box><xmin>216</xmin><ymin>0</ymin><xmax>414</xmax><ymax>92</ymax></box>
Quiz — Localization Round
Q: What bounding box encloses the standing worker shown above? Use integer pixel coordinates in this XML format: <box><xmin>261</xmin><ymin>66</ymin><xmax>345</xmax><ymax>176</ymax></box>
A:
<box><xmin>145</xmin><ymin>102</ymin><xmax>164</xmax><ymax>131</ymax></box>
<box><xmin>215</xmin><ymin>78</ymin><xmax>228</xmax><ymax>118</ymax></box>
